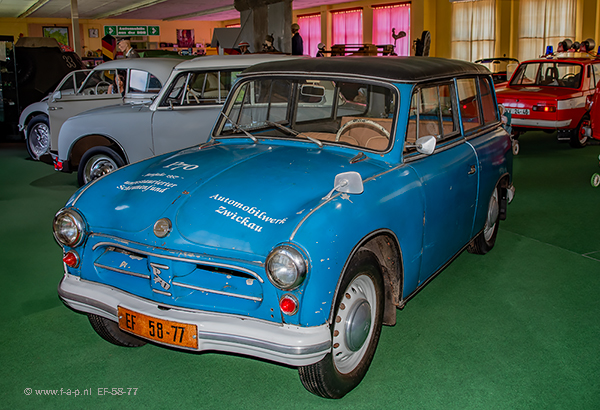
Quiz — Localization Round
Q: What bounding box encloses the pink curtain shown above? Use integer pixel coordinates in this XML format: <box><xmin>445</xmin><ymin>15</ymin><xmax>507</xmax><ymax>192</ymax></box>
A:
<box><xmin>332</xmin><ymin>9</ymin><xmax>363</xmax><ymax>45</ymax></box>
<box><xmin>298</xmin><ymin>14</ymin><xmax>321</xmax><ymax>57</ymax></box>
<box><xmin>373</xmin><ymin>3</ymin><xmax>411</xmax><ymax>56</ymax></box>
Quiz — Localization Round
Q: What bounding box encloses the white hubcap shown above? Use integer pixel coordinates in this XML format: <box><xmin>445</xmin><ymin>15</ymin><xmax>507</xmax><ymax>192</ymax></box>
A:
<box><xmin>332</xmin><ymin>274</ymin><xmax>377</xmax><ymax>374</ymax></box>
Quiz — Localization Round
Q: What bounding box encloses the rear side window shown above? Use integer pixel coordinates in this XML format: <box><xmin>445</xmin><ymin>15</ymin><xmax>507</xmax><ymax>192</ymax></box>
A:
<box><xmin>457</xmin><ymin>78</ymin><xmax>482</xmax><ymax>131</ymax></box>
<box><xmin>182</xmin><ymin>70</ymin><xmax>242</xmax><ymax>106</ymax></box>
<box><xmin>479</xmin><ymin>77</ymin><xmax>497</xmax><ymax>125</ymax></box>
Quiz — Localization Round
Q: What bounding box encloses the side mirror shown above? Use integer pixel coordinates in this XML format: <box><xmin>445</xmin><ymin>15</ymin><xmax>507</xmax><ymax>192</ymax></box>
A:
<box><xmin>406</xmin><ymin>135</ymin><xmax>437</xmax><ymax>155</ymax></box>
<box><xmin>322</xmin><ymin>171</ymin><xmax>364</xmax><ymax>200</ymax></box>
<box><xmin>52</xmin><ymin>91</ymin><xmax>62</xmax><ymax>101</ymax></box>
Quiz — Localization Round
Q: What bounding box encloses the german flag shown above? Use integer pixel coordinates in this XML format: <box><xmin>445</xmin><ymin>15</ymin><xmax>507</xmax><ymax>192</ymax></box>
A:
<box><xmin>102</xmin><ymin>35</ymin><xmax>116</xmax><ymax>61</ymax></box>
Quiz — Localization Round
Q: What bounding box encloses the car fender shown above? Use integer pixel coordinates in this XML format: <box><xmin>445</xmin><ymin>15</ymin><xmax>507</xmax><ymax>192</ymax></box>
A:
<box><xmin>290</xmin><ymin>165</ymin><xmax>425</xmax><ymax>327</ymax></box>
<box><xmin>59</xmin><ymin>106</ymin><xmax>154</xmax><ymax>166</ymax></box>
<box><xmin>18</xmin><ymin>100</ymin><xmax>49</xmax><ymax>135</ymax></box>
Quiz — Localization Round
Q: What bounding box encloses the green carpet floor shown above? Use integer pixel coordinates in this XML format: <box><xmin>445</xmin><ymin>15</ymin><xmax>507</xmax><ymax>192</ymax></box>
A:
<box><xmin>1</xmin><ymin>133</ymin><xmax>599</xmax><ymax>409</ymax></box>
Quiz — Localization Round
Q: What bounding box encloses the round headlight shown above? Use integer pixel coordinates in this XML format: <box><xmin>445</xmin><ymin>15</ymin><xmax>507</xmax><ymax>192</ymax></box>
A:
<box><xmin>53</xmin><ymin>209</ymin><xmax>86</xmax><ymax>247</ymax></box>
<box><xmin>266</xmin><ymin>245</ymin><xmax>307</xmax><ymax>290</ymax></box>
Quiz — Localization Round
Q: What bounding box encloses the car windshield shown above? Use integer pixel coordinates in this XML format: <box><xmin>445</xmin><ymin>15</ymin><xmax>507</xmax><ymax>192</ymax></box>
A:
<box><xmin>216</xmin><ymin>77</ymin><xmax>397</xmax><ymax>152</ymax></box>
<box><xmin>510</xmin><ymin>62</ymin><xmax>583</xmax><ymax>88</ymax></box>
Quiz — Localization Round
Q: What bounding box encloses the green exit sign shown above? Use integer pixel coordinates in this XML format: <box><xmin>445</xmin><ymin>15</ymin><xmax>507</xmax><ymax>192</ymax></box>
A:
<box><xmin>104</xmin><ymin>26</ymin><xmax>117</xmax><ymax>36</ymax></box>
<box><xmin>104</xmin><ymin>26</ymin><xmax>160</xmax><ymax>37</ymax></box>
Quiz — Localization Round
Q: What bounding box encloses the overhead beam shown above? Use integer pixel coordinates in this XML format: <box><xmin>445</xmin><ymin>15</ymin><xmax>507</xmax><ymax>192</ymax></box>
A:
<box><xmin>18</xmin><ymin>0</ymin><xmax>52</xmax><ymax>18</ymax></box>
<box><xmin>163</xmin><ymin>5</ymin><xmax>236</xmax><ymax>21</ymax></box>
<box><xmin>92</xmin><ymin>0</ymin><xmax>170</xmax><ymax>20</ymax></box>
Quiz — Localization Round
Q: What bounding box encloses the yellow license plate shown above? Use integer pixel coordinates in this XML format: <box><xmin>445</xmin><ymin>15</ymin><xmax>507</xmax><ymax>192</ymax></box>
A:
<box><xmin>118</xmin><ymin>306</ymin><xmax>198</xmax><ymax>349</ymax></box>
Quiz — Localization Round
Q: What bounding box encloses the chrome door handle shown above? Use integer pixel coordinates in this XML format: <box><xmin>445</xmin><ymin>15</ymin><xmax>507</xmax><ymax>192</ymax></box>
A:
<box><xmin>48</xmin><ymin>106</ymin><xmax>63</xmax><ymax>110</ymax></box>
<box><xmin>468</xmin><ymin>165</ymin><xmax>477</xmax><ymax>175</ymax></box>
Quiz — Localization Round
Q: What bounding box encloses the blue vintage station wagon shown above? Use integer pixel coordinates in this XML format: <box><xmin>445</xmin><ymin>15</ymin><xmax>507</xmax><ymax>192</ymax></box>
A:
<box><xmin>54</xmin><ymin>57</ymin><xmax>514</xmax><ymax>398</ymax></box>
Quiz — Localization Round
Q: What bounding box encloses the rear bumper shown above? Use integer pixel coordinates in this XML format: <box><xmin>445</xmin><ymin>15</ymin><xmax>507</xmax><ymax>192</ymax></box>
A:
<box><xmin>511</xmin><ymin>118</ymin><xmax>572</xmax><ymax>128</ymax></box>
<box><xmin>51</xmin><ymin>152</ymin><xmax>71</xmax><ymax>172</ymax></box>
<box><xmin>58</xmin><ymin>273</ymin><xmax>331</xmax><ymax>366</ymax></box>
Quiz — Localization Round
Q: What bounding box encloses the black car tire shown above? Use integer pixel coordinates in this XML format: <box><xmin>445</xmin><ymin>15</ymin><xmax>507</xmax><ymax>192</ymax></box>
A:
<box><xmin>78</xmin><ymin>146</ymin><xmax>125</xmax><ymax>186</ymax></box>
<box><xmin>298</xmin><ymin>250</ymin><xmax>384</xmax><ymax>399</ymax></box>
<box><xmin>569</xmin><ymin>115</ymin><xmax>589</xmax><ymax>148</ymax></box>
<box><xmin>468</xmin><ymin>185</ymin><xmax>500</xmax><ymax>255</ymax></box>
<box><xmin>88</xmin><ymin>314</ymin><xmax>147</xmax><ymax>347</ymax></box>
<box><xmin>26</xmin><ymin>115</ymin><xmax>50</xmax><ymax>160</ymax></box>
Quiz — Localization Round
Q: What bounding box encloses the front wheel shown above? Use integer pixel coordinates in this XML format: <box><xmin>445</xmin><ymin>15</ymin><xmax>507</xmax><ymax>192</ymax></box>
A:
<box><xmin>26</xmin><ymin>115</ymin><xmax>50</xmax><ymax>160</ymax></box>
<box><xmin>88</xmin><ymin>314</ymin><xmax>147</xmax><ymax>347</ymax></box>
<box><xmin>468</xmin><ymin>185</ymin><xmax>500</xmax><ymax>255</ymax></box>
<box><xmin>77</xmin><ymin>146</ymin><xmax>125</xmax><ymax>186</ymax></box>
<box><xmin>592</xmin><ymin>173</ymin><xmax>600</xmax><ymax>188</ymax></box>
<box><xmin>298</xmin><ymin>250</ymin><xmax>384</xmax><ymax>399</ymax></box>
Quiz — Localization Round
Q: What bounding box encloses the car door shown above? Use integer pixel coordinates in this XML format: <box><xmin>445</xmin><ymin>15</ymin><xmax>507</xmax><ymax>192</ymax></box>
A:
<box><xmin>48</xmin><ymin>68</ymin><xmax>124</xmax><ymax>152</ymax></box>
<box><xmin>404</xmin><ymin>81</ymin><xmax>478</xmax><ymax>285</ymax></box>
<box><xmin>151</xmin><ymin>70</ymin><xmax>241</xmax><ymax>155</ymax></box>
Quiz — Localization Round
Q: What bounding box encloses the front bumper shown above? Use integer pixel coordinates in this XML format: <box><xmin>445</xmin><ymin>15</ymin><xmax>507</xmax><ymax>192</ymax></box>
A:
<box><xmin>58</xmin><ymin>273</ymin><xmax>331</xmax><ymax>366</ymax></box>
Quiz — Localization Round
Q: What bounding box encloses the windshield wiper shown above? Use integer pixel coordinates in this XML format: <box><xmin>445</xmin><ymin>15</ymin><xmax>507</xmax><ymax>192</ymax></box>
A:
<box><xmin>220</xmin><ymin>112</ymin><xmax>258</xmax><ymax>143</ymax></box>
<box><xmin>266</xmin><ymin>120</ymin><xmax>323</xmax><ymax>148</ymax></box>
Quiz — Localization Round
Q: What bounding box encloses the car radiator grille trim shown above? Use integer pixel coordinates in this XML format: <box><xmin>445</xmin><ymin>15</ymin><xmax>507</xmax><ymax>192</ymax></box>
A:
<box><xmin>91</xmin><ymin>240</ymin><xmax>264</xmax><ymax>283</ymax></box>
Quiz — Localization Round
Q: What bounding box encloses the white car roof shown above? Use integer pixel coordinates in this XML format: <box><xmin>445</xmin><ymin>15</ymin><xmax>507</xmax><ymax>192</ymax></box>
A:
<box><xmin>171</xmin><ymin>54</ymin><xmax>302</xmax><ymax>72</ymax></box>
<box><xmin>92</xmin><ymin>58</ymin><xmax>183</xmax><ymax>84</ymax></box>
<box><xmin>149</xmin><ymin>54</ymin><xmax>303</xmax><ymax>111</ymax></box>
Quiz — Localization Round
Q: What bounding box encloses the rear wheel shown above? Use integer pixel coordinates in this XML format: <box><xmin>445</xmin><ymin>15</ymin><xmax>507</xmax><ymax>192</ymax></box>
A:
<box><xmin>26</xmin><ymin>115</ymin><xmax>50</xmax><ymax>160</ymax></box>
<box><xmin>298</xmin><ymin>250</ymin><xmax>384</xmax><ymax>399</ymax></box>
<box><xmin>592</xmin><ymin>173</ymin><xmax>600</xmax><ymax>188</ymax></box>
<box><xmin>77</xmin><ymin>146</ymin><xmax>125</xmax><ymax>186</ymax></box>
<box><xmin>88</xmin><ymin>314</ymin><xmax>146</xmax><ymax>347</ymax></box>
<box><xmin>512</xmin><ymin>139</ymin><xmax>520</xmax><ymax>155</ymax></box>
<box><xmin>569</xmin><ymin>116</ymin><xmax>589</xmax><ymax>148</ymax></box>
<box><xmin>468</xmin><ymin>185</ymin><xmax>500</xmax><ymax>255</ymax></box>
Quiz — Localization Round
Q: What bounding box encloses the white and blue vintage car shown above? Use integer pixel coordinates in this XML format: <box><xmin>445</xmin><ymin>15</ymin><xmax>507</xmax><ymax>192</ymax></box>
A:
<box><xmin>54</xmin><ymin>57</ymin><xmax>514</xmax><ymax>398</ymax></box>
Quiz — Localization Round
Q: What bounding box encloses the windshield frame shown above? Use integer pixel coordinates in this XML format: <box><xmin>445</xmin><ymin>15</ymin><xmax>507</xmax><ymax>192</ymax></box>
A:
<box><xmin>213</xmin><ymin>74</ymin><xmax>399</xmax><ymax>154</ymax></box>
<box><xmin>509</xmin><ymin>61</ymin><xmax>584</xmax><ymax>88</ymax></box>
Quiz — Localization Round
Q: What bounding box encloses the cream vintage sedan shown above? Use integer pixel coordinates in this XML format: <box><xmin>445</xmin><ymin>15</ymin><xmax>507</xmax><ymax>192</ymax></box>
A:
<box><xmin>19</xmin><ymin>58</ymin><xmax>181</xmax><ymax>160</ymax></box>
<box><xmin>53</xmin><ymin>54</ymin><xmax>299</xmax><ymax>186</ymax></box>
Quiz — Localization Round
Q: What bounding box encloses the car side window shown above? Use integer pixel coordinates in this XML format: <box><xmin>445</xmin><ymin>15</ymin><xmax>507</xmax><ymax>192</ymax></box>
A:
<box><xmin>406</xmin><ymin>82</ymin><xmax>457</xmax><ymax>151</ymax></box>
<box><xmin>128</xmin><ymin>70</ymin><xmax>162</xmax><ymax>93</ymax></box>
<box><xmin>456</xmin><ymin>78</ymin><xmax>482</xmax><ymax>132</ymax></box>
<box><xmin>479</xmin><ymin>77</ymin><xmax>498</xmax><ymax>125</ymax></box>
<box><xmin>58</xmin><ymin>73</ymin><xmax>80</xmax><ymax>95</ymax></box>
<box><xmin>161</xmin><ymin>73</ymin><xmax>188</xmax><ymax>106</ymax></box>
<box><xmin>183</xmin><ymin>70</ymin><xmax>242</xmax><ymax>106</ymax></box>
<box><xmin>594</xmin><ymin>65</ymin><xmax>600</xmax><ymax>89</ymax></box>
<box><xmin>588</xmin><ymin>66</ymin><xmax>596</xmax><ymax>91</ymax></box>
<box><xmin>79</xmin><ymin>69</ymin><xmax>120</xmax><ymax>95</ymax></box>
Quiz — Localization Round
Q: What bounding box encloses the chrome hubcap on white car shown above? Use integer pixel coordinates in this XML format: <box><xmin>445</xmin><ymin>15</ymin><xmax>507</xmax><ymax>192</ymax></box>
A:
<box><xmin>84</xmin><ymin>155</ymin><xmax>118</xmax><ymax>184</ymax></box>
<box><xmin>30</xmin><ymin>123</ymin><xmax>49</xmax><ymax>158</ymax></box>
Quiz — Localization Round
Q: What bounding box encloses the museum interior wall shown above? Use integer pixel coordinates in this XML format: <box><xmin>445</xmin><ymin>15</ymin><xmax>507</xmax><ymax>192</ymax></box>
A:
<box><xmin>1</xmin><ymin>0</ymin><xmax>600</xmax><ymax>60</ymax></box>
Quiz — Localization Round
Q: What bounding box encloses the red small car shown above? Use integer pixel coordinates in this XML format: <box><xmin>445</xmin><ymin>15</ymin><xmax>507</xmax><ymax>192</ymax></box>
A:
<box><xmin>496</xmin><ymin>55</ymin><xmax>600</xmax><ymax>149</ymax></box>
